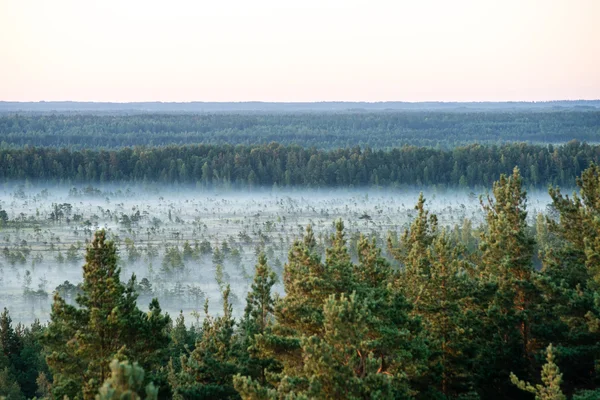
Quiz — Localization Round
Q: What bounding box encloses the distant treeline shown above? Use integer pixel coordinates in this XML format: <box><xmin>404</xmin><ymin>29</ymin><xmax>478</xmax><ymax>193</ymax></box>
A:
<box><xmin>1</xmin><ymin>141</ymin><xmax>599</xmax><ymax>188</ymax></box>
<box><xmin>2</xmin><ymin>99</ymin><xmax>599</xmax><ymax>113</ymax></box>
<box><xmin>0</xmin><ymin>111</ymin><xmax>599</xmax><ymax>149</ymax></box>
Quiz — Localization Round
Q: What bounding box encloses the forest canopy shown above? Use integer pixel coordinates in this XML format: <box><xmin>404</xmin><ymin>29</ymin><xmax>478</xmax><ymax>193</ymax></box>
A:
<box><xmin>3</xmin><ymin>165</ymin><xmax>600</xmax><ymax>399</ymax></box>
<box><xmin>0</xmin><ymin>140</ymin><xmax>598</xmax><ymax>188</ymax></box>
<box><xmin>0</xmin><ymin>111</ymin><xmax>598</xmax><ymax>149</ymax></box>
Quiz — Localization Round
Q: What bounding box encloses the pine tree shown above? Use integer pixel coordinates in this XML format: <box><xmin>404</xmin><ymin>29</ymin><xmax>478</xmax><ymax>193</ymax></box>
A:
<box><xmin>354</xmin><ymin>235</ymin><xmax>391</xmax><ymax>290</ymax></box>
<box><xmin>169</xmin><ymin>312</ymin><xmax>196</xmax><ymax>363</ymax></box>
<box><xmin>388</xmin><ymin>192</ymin><xmax>438</xmax><ymax>276</ymax></box>
<box><xmin>234</xmin><ymin>230</ymin><xmax>327</xmax><ymax>399</ymax></box>
<box><xmin>96</xmin><ymin>359</ymin><xmax>158</xmax><ymax>400</ymax></box>
<box><xmin>171</xmin><ymin>286</ymin><xmax>242</xmax><ymax>399</ymax></box>
<box><xmin>43</xmin><ymin>230</ymin><xmax>171</xmax><ymax>400</ymax></box>
<box><xmin>291</xmin><ymin>293</ymin><xmax>395</xmax><ymax>399</ymax></box>
<box><xmin>0</xmin><ymin>308</ymin><xmax>22</xmax><ymax>369</ymax></box>
<box><xmin>0</xmin><ymin>366</ymin><xmax>24</xmax><ymax>400</ymax></box>
<box><xmin>239</xmin><ymin>253</ymin><xmax>277</xmax><ymax>385</ymax></box>
<box><xmin>510</xmin><ymin>344</ymin><xmax>565</xmax><ymax>400</ymax></box>
<box><xmin>235</xmin><ymin>223</ymin><xmax>427</xmax><ymax>399</ymax></box>
<box><xmin>303</xmin><ymin>224</ymin><xmax>317</xmax><ymax>253</ymax></box>
<box><xmin>476</xmin><ymin>167</ymin><xmax>539</xmax><ymax>398</ymax></box>
<box><xmin>0</xmin><ymin>309</ymin><xmax>47</xmax><ymax>399</ymax></box>
<box><xmin>15</xmin><ymin>320</ymin><xmax>49</xmax><ymax>398</ymax></box>
<box><xmin>542</xmin><ymin>163</ymin><xmax>600</xmax><ymax>392</ymax></box>
<box><xmin>389</xmin><ymin>194</ymin><xmax>478</xmax><ymax>398</ymax></box>
<box><xmin>324</xmin><ymin>220</ymin><xmax>355</xmax><ymax>296</ymax></box>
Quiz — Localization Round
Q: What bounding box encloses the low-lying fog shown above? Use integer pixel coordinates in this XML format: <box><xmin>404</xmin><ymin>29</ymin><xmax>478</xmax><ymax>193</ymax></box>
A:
<box><xmin>0</xmin><ymin>183</ymin><xmax>557</xmax><ymax>326</ymax></box>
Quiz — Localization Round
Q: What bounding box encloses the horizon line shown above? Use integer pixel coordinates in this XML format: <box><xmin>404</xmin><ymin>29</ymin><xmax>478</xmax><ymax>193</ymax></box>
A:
<box><xmin>2</xmin><ymin>99</ymin><xmax>600</xmax><ymax>104</ymax></box>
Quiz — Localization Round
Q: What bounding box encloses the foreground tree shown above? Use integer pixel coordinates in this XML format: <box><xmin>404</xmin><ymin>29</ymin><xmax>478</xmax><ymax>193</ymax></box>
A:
<box><xmin>97</xmin><ymin>359</ymin><xmax>158</xmax><ymax>400</ymax></box>
<box><xmin>543</xmin><ymin>163</ymin><xmax>600</xmax><ymax>393</ymax></box>
<box><xmin>234</xmin><ymin>222</ymin><xmax>427</xmax><ymax>399</ymax></box>
<box><xmin>170</xmin><ymin>286</ymin><xmax>242</xmax><ymax>399</ymax></box>
<box><xmin>476</xmin><ymin>167</ymin><xmax>541</xmax><ymax>398</ymax></box>
<box><xmin>389</xmin><ymin>195</ymin><xmax>479</xmax><ymax>398</ymax></box>
<box><xmin>43</xmin><ymin>230</ymin><xmax>171</xmax><ymax>400</ymax></box>
<box><xmin>239</xmin><ymin>253</ymin><xmax>277</xmax><ymax>386</ymax></box>
<box><xmin>510</xmin><ymin>344</ymin><xmax>565</xmax><ymax>400</ymax></box>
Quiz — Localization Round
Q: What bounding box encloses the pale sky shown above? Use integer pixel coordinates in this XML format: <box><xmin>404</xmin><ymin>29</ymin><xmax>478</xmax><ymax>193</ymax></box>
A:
<box><xmin>0</xmin><ymin>0</ymin><xmax>599</xmax><ymax>102</ymax></box>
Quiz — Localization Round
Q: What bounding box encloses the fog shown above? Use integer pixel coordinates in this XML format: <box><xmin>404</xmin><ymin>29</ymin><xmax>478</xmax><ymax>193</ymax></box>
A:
<box><xmin>0</xmin><ymin>183</ymin><xmax>557</xmax><ymax>326</ymax></box>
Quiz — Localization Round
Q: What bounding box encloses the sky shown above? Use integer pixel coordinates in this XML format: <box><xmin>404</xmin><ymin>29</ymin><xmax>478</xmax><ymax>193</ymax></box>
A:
<box><xmin>0</xmin><ymin>0</ymin><xmax>599</xmax><ymax>102</ymax></box>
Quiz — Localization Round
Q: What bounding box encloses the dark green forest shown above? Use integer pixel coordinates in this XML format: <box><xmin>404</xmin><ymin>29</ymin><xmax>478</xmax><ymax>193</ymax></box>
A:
<box><xmin>0</xmin><ymin>140</ymin><xmax>599</xmax><ymax>188</ymax></box>
<box><xmin>1</xmin><ymin>111</ymin><xmax>599</xmax><ymax>149</ymax></box>
<box><xmin>4</xmin><ymin>165</ymin><xmax>600</xmax><ymax>399</ymax></box>
<box><xmin>2</xmin><ymin>109</ymin><xmax>600</xmax><ymax>399</ymax></box>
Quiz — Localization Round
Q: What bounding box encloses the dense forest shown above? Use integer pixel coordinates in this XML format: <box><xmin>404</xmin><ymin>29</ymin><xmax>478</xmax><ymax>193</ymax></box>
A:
<box><xmin>3</xmin><ymin>165</ymin><xmax>600</xmax><ymax>399</ymax></box>
<box><xmin>2</xmin><ymin>108</ymin><xmax>600</xmax><ymax>399</ymax></box>
<box><xmin>0</xmin><ymin>111</ymin><xmax>599</xmax><ymax>149</ymax></box>
<box><xmin>0</xmin><ymin>140</ymin><xmax>599</xmax><ymax>188</ymax></box>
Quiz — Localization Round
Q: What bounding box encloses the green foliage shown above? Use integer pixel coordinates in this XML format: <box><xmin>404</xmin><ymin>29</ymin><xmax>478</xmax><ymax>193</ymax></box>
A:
<box><xmin>1</xmin><ymin>308</ymin><xmax>49</xmax><ymax>399</ymax></box>
<box><xmin>235</xmin><ymin>220</ymin><xmax>427</xmax><ymax>399</ymax></box>
<box><xmin>9</xmin><ymin>163</ymin><xmax>600</xmax><ymax>399</ymax></box>
<box><xmin>1</xmin><ymin>111</ymin><xmax>599</xmax><ymax>149</ymax></box>
<box><xmin>542</xmin><ymin>163</ymin><xmax>600</xmax><ymax>393</ymax></box>
<box><xmin>475</xmin><ymin>167</ymin><xmax>542</xmax><ymax>398</ymax></box>
<box><xmin>510</xmin><ymin>344</ymin><xmax>566</xmax><ymax>400</ymax></box>
<box><xmin>96</xmin><ymin>359</ymin><xmax>158</xmax><ymax>400</ymax></box>
<box><xmin>170</xmin><ymin>287</ymin><xmax>242</xmax><ymax>399</ymax></box>
<box><xmin>43</xmin><ymin>230</ymin><xmax>171</xmax><ymax>400</ymax></box>
<box><xmin>0</xmin><ymin>366</ymin><xmax>24</xmax><ymax>400</ymax></box>
<box><xmin>572</xmin><ymin>389</ymin><xmax>600</xmax><ymax>400</ymax></box>
<box><xmin>238</xmin><ymin>253</ymin><xmax>277</xmax><ymax>387</ymax></box>
<box><xmin>0</xmin><ymin>140</ymin><xmax>599</xmax><ymax>188</ymax></box>
<box><xmin>389</xmin><ymin>195</ymin><xmax>480</xmax><ymax>398</ymax></box>
<box><xmin>243</xmin><ymin>253</ymin><xmax>276</xmax><ymax>336</ymax></box>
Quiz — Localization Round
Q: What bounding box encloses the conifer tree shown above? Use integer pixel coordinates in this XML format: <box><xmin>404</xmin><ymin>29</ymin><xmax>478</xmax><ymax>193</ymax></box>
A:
<box><xmin>0</xmin><ymin>366</ymin><xmax>24</xmax><ymax>400</ymax></box>
<box><xmin>252</xmin><ymin>232</ymin><xmax>328</xmax><ymax>386</ymax></box>
<box><xmin>476</xmin><ymin>167</ymin><xmax>539</xmax><ymax>398</ymax></box>
<box><xmin>418</xmin><ymin>231</ymin><xmax>478</xmax><ymax>398</ymax></box>
<box><xmin>235</xmin><ymin>223</ymin><xmax>427</xmax><ymax>399</ymax></box>
<box><xmin>240</xmin><ymin>253</ymin><xmax>277</xmax><ymax>385</ymax></box>
<box><xmin>389</xmin><ymin>194</ymin><xmax>478</xmax><ymax>398</ymax></box>
<box><xmin>388</xmin><ymin>192</ymin><xmax>438</xmax><ymax>276</ymax></box>
<box><xmin>244</xmin><ymin>253</ymin><xmax>276</xmax><ymax>336</ymax></box>
<box><xmin>287</xmin><ymin>293</ymin><xmax>396</xmax><ymax>399</ymax></box>
<box><xmin>324</xmin><ymin>219</ymin><xmax>355</xmax><ymax>295</ymax></box>
<box><xmin>303</xmin><ymin>224</ymin><xmax>317</xmax><ymax>253</ymax></box>
<box><xmin>0</xmin><ymin>335</ymin><xmax>24</xmax><ymax>399</ymax></box>
<box><xmin>171</xmin><ymin>286</ymin><xmax>242</xmax><ymax>399</ymax></box>
<box><xmin>43</xmin><ymin>230</ymin><xmax>171</xmax><ymax>400</ymax></box>
<box><xmin>543</xmin><ymin>163</ymin><xmax>600</xmax><ymax>392</ymax></box>
<box><xmin>96</xmin><ymin>359</ymin><xmax>158</xmax><ymax>400</ymax></box>
<box><xmin>169</xmin><ymin>312</ymin><xmax>196</xmax><ymax>369</ymax></box>
<box><xmin>0</xmin><ymin>309</ymin><xmax>21</xmax><ymax>362</ymax></box>
<box><xmin>510</xmin><ymin>344</ymin><xmax>566</xmax><ymax>400</ymax></box>
<box><xmin>354</xmin><ymin>235</ymin><xmax>392</xmax><ymax>290</ymax></box>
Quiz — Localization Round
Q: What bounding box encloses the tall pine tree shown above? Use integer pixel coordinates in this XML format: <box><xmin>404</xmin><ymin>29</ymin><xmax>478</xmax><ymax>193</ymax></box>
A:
<box><xmin>43</xmin><ymin>230</ymin><xmax>171</xmax><ymax>400</ymax></box>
